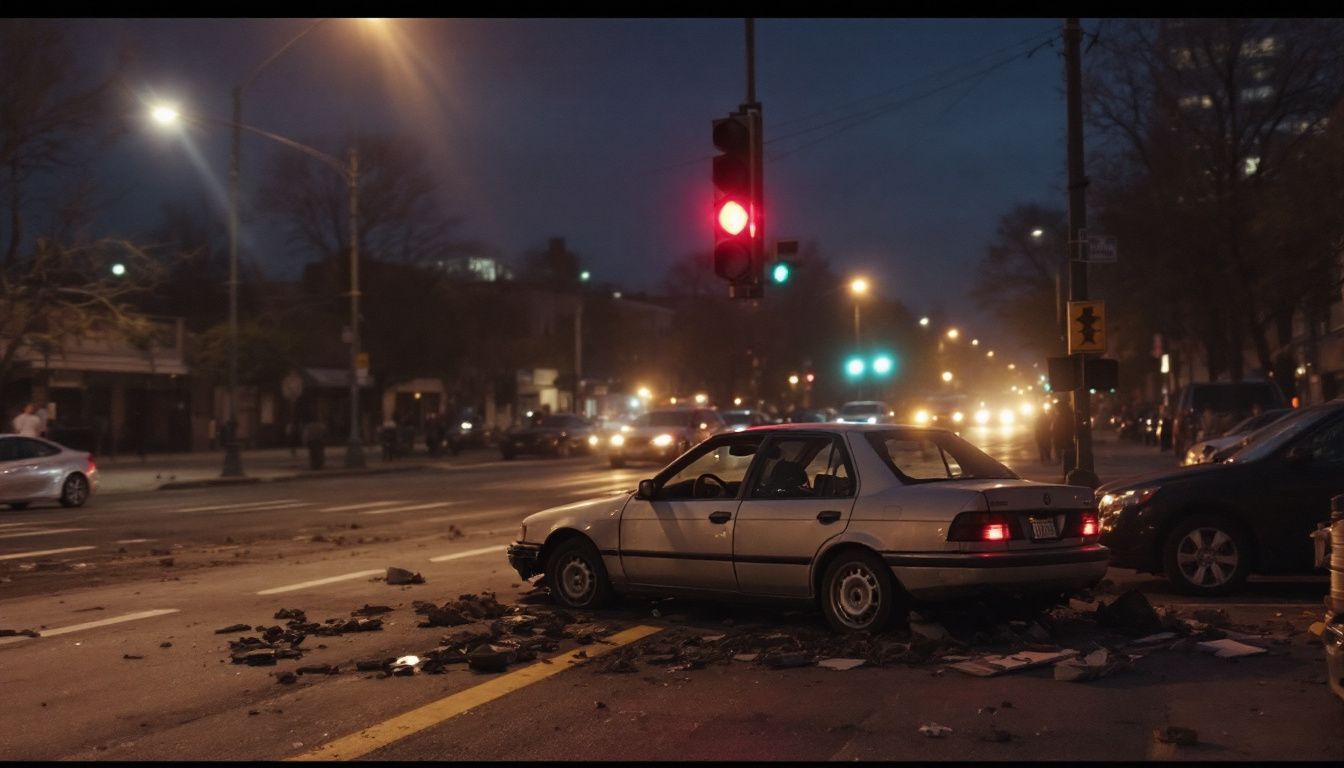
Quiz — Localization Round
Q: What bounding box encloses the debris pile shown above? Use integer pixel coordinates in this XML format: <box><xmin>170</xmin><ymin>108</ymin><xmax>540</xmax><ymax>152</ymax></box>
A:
<box><xmin>384</xmin><ymin>567</ymin><xmax>425</xmax><ymax>585</ymax></box>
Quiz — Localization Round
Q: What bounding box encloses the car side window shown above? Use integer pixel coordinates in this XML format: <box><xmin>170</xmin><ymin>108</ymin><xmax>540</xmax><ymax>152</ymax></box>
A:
<box><xmin>657</xmin><ymin>435</ymin><xmax>763</xmax><ymax>500</ymax></box>
<box><xmin>1305</xmin><ymin>417</ymin><xmax>1344</xmax><ymax>466</ymax></box>
<box><xmin>752</xmin><ymin>435</ymin><xmax>851</xmax><ymax>499</ymax></box>
<box><xmin>0</xmin><ymin>439</ymin><xmax>19</xmax><ymax>462</ymax></box>
<box><xmin>880</xmin><ymin>437</ymin><xmax>962</xmax><ymax>480</ymax></box>
<box><xmin>24</xmin><ymin>439</ymin><xmax>60</xmax><ymax>458</ymax></box>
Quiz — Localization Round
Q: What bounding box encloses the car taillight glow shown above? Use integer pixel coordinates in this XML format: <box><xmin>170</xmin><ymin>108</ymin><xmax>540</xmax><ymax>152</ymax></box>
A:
<box><xmin>983</xmin><ymin>523</ymin><xmax>1008</xmax><ymax>541</ymax></box>
<box><xmin>948</xmin><ymin>511</ymin><xmax>1015</xmax><ymax>542</ymax></box>
<box><xmin>87</xmin><ymin>454</ymin><xmax>96</xmax><ymax>473</ymax></box>
<box><xmin>1080</xmin><ymin>514</ymin><xmax>1098</xmax><ymax>537</ymax></box>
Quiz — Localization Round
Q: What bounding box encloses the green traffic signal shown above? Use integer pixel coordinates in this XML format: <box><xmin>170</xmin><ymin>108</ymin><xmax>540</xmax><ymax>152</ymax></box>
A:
<box><xmin>872</xmin><ymin>354</ymin><xmax>894</xmax><ymax>375</ymax></box>
<box><xmin>771</xmin><ymin>262</ymin><xmax>791</xmax><ymax>284</ymax></box>
<box><xmin>845</xmin><ymin>357</ymin><xmax>865</xmax><ymax>378</ymax></box>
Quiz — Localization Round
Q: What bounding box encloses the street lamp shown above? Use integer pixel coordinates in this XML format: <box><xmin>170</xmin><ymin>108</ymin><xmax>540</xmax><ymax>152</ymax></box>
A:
<box><xmin>151</xmin><ymin>103</ymin><xmax>366</xmax><ymax>469</ymax></box>
<box><xmin>946</xmin><ymin>327</ymin><xmax>959</xmax><ymax>341</ymax></box>
<box><xmin>941</xmin><ymin>370</ymin><xmax>954</xmax><ymax>383</ymax></box>
<box><xmin>918</xmin><ymin>316</ymin><xmax>930</xmax><ymax>327</ymax></box>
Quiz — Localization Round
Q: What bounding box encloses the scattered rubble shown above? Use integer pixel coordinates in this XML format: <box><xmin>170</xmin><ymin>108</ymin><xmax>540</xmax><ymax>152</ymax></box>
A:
<box><xmin>1154</xmin><ymin>725</ymin><xmax>1199</xmax><ymax>746</ymax></box>
<box><xmin>1053</xmin><ymin>649</ymin><xmax>1133</xmax><ymax>682</ymax></box>
<box><xmin>1196</xmin><ymin>639</ymin><xmax>1268</xmax><ymax>658</ymax></box>
<box><xmin>385</xmin><ymin>567</ymin><xmax>425</xmax><ymax>585</ymax></box>
<box><xmin>919</xmin><ymin>723</ymin><xmax>953</xmax><ymax>738</ymax></box>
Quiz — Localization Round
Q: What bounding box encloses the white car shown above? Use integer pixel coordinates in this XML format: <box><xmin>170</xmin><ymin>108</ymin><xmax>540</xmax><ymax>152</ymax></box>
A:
<box><xmin>836</xmin><ymin>401</ymin><xmax>893</xmax><ymax>424</ymax></box>
<box><xmin>607</xmin><ymin>408</ymin><xmax>724</xmax><ymax>469</ymax></box>
<box><xmin>1181</xmin><ymin>408</ymin><xmax>1293</xmax><ymax>466</ymax></box>
<box><xmin>0</xmin><ymin>435</ymin><xmax>97</xmax><ymax>509</ymax></box>
<box><xmin>509</xmin><ymin>424</ymin><xmax>1108</xmax><ymax>633</ymax></box>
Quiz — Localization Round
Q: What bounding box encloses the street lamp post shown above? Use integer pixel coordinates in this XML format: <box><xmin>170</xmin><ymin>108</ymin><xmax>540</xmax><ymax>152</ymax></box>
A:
<box><xmin>344</xmin><ymin>146</ymin><xmax>364</xmax><ymax>468</ymax></box>
<box><xmin>848</xmin><ymin>277</ymin><xmax>869</xmax><ymax>399</ymax></box>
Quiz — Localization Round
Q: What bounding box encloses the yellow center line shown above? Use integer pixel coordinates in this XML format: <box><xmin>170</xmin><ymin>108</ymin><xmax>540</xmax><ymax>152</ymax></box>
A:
<box><xmin>288</xmin><ymin>623</ymin><xmax>663</xmax><ymax>762</ymax></box>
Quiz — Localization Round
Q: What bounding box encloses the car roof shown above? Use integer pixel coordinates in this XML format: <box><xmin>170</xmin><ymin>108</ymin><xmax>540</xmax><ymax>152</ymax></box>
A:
<box><xmin>736</xmin><ymin>422</ymin><xmax>952</xmax><ymax>434</ymax></box>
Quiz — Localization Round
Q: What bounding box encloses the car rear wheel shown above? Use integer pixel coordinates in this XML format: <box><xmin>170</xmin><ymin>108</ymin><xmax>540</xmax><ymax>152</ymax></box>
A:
<box><xmin>1162</xmin><ymin>515</ymin><xmax>1251</xmax><ymax>596</ymax></box>
<box><xmin>821</xmin><ymin>549</ymin><xmax>901</xmax><ymax>633</ymax></box>
<box><xmin>60</xmin><ymin>474</ymin><xmax>89</xmax><ymax>508</ymax></box>
<box><xmin>545</xmin><ymin>537</ymin><xmax>612</xmax><ymax>610</ymax></box>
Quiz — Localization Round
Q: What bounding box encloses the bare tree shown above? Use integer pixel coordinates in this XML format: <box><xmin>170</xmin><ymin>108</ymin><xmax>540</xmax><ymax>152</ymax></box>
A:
<box><xmin>970</xmin><ymin>204</ymin><xmax>1069</xmax><ymax>359</ymax></box>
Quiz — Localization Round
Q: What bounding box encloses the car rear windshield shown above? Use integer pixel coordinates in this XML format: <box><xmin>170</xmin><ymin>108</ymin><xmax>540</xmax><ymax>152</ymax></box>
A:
<box><xmin>864</xmin><ymin>429</ymin><xmax>1018</xmax><ymax>482</ymax></box>
<box><xmin>1187</xmin><ymin>383</ymin><xmax>1284</xmax><ymax>413</ymax></box>
<box><xmin>840</xmin><ymin>403</ymin><xmax>883</xmax><ymax>416</ymax></box>
<box><xmin>633</xmin><ymin>411</ymin><xmax>693</xmax><ymax>428</ymax></box>
<box><xmin>723</xmin><ymin>412</ymin><xmax>755</xmax><ymax>425</ymax></box>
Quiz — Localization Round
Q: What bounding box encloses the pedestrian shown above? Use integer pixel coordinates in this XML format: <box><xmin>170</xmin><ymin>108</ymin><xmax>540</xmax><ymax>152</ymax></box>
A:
<box><xmin>1052</xmin><ymin>401</ymin><xmax>1075</xmax><ymax>480</ymax></box>
<box><xmin>12</xmin><ymin>403</ymin><xmax>41</xmax><ymax>437</ymax></box>
<box><xmin>1034</xmin><ymin>407</ymin><xmax>1053</xmax><ymax>463</ymax></box>
<box><xmin>302</xmin><ymin>420</ymin><xmax>328</xmax><ymax>470</ymax></box>
<box><xmin>34</xmin><ymin>402</ymin><xmax>50</xmax><ymax>437</ymax></box>
<box><xmin>381</xmin><ymin>415</ymin><xmax>397</xmax><ymax>461</ymax></box>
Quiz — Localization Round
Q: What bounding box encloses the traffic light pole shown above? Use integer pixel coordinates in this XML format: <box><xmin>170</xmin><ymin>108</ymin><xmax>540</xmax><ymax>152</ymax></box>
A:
<box><xmin>1064</xmin><ymin>17</ymin><xmax>1098</xmax><ymax>488</ymax></box>
<box><xmin>744</xmin><ymin>18</ymin><xmax>763</xmax><ymax>300</ymax></box>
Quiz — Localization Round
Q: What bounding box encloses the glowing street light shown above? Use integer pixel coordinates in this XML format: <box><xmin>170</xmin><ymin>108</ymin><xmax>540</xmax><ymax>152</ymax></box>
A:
<box><xmin>788</xmin><ymin>374</ymin><xmax>800</xmax><ymax>386</ymax></box>
<box><xmin>150</xmin><ymin>104</ymin><xmax>180</xmax><ymax>125</ymax></box>
<box><xmin>694</xmin><ymin>393</ymin><xmax>708</xmax><ymax>405</ymax></box>
<box><xmin>636</xmin><ymin>386</ymin><xmax>651</xmax><ymax>400</ymax></box>
<box><xmin>946</xmin><ymin>328</ymin><xmax>959</xmax><ymax>340</ymax></box>
<box><xmin>1031</xmin><ymin>228</ymin><xmax>1045</xmax><ymax>239</ymax></box>
<box><xmin>941</xmin><ymin>370</ymin><xmax>954</xmax><ymax>383</ymax></box>
<box><xmin>110</xmin><ymin>262</ymin><xmax>127</xmax><ymax>277</ymax></box>
<box><xmin>849</xmin><ymin>277</ymin><xmax>869</xmax><ymax>296</ymax></box>
<box><xmin>970</xmin><ymin>338</ymin><xmax>979</xmax><ymax>346</ymax></box>
<box><xmin>986</xmin><ymin>350</ymin><xmax>995</xmax><ymax>358</ymax></box>
<box><xmin>918</xmin><ymin>317</ymin><xmax>930</xmax><ymax>327</ymax></box>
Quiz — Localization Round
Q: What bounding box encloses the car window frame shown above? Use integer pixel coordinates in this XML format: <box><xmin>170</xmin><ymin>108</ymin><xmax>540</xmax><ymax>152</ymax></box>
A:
<box><xmin>863</xmin><ymin>427</ymin><xmax>1018</xmax><ymax>484</ymax></box>
<box><xmin>744</xmin><ymin>431</ymin><xmax>856</xmax><ymax>500</ymax></box>
<box><xmin>650</xmin><ymin>432</ymin><xmax>766</xmax><ymax>501</ymax></box>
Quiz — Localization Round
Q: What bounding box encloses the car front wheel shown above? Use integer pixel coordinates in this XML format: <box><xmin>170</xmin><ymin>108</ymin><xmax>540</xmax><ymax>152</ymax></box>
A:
<box><xmin>60</xmin><ymin>474</ymin><xmax>89</xmax><ymax>508</ymax></box>
<box><xmin>545</xmin><ymin>537</ymin><xmax>612</xmax><ymax>610</ymax></box>
<box><xmin>1162</xmin><ymin>515</ymin><xmax>1252</xmax><ymax>596</ymax></box>
<box><xmin>820</xmin><ymin>549</ymin><xmax>901</xmax><ymax>633</ymax></box>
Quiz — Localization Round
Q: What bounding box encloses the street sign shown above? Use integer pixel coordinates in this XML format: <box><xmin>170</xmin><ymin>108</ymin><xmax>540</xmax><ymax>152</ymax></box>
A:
<box><xmin>1067</xmin><ymin>300</ymin><xmax>1106</xmax><ymax>354</ymax></box>
<box><xmin>1087</xmin><ymin>235</ymin><xmax>1117</xmax><ymax>263</ymax></box>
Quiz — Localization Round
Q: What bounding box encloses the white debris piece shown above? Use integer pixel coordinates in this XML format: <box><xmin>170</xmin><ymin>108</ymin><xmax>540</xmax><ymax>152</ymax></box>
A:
<box><xmin>919</xmin><ymin>723</ymin><xmax>953</xmax><ymax>738</ymax></box>
<box><xmin>1197</xmin><ymin>639</ymin><xmax>1268</xmax><ymax>658</ymax></box>
<box><xmin>817</xmin><ymin>658</ymin><xmax>866</xmax><ymax>671</ymax></box>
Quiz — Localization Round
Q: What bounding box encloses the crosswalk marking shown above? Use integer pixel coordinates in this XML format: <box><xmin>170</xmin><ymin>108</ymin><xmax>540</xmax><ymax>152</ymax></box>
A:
<box><xmin>318</xmin><ymin>501</ymin><xmax>406</xmax><ymax>513</ymax></box>
<box><xmin>0</xmin><ymin>545</ymin><xmax>97</xmax><ymax>561</ymax></box>
<box><xmin>0</xmin><ymin>527</ymin><xmax>90</xmax><ymax>540</ymax></box>
<box><xmin>359</xmin><ymin>502</ymin><xmax>454</xmax><ymax>516</ymax></box>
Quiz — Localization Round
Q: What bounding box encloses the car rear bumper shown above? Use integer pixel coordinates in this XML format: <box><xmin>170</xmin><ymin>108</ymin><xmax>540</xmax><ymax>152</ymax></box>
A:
<box><xmin>1325</xmin><ymin>615</ymin><xmax>1344</xmax><ymax>704</ymax></box>
<box><xmin>883</xmin><ymin>545</ymin><xmax>1111</xmax><ymax>600</ymax></box>
<box><xmin>507</xmin><ymin>542</ymin><xmax>543</xmax><ymax>580</ymax></box>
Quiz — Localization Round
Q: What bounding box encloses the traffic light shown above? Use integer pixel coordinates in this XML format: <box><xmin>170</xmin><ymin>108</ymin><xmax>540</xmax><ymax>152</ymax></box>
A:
<box><xmin>770</xmin><ymin>261</ymin><xmax>791</xmax><ymax>284</ymax></box>
<box><xmin>712</xmin><ymin>109</ymin><xmax>762</xmax><ymax>298</ymax></box>
<box><xmin>770</xmin><ymin>239</ymin><xmax>798</xmax><ymax>286</ymax></box>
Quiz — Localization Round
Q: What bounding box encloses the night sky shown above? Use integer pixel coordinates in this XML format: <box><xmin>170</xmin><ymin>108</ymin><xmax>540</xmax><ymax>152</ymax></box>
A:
<box><xmin>76</xmin><ymin>18</ymin><xmax>1067</xmax><ymax>333</ymax></box>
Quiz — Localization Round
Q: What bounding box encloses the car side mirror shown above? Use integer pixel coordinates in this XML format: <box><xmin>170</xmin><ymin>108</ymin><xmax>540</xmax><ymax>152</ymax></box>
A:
<box><xmin>636</xmin><ymin>479</ymin><xmax>658</xmax><ymax>500</ymax></box>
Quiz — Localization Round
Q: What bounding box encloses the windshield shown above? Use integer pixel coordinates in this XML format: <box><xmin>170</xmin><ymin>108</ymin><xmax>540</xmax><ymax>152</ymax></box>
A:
<box><xmin>864</xmin><ymin>429</ymin><xmax>1018</xmax><ymax>482</ymax></box>
<box><xmin>1226</xmin><ymin>406</ymin><xmax>1331</xmax><ymax>463</ymax></box>
<box><xmin>840</xmin><ymin>402</ymin><xmax>884</xmax><ymax>416</ymax></box>
<box><xmin>633</xmin><ymin>411</ymin><xmax>693</xmax><ymax>429</ymax></box>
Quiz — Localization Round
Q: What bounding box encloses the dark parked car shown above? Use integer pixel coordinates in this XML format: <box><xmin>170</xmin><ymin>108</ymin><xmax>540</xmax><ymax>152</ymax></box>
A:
<box><xmin>721</xmin><ymin>409</ymin><xmax>770</xmax><ymax>432</ymax></box>
<box><xmin>501</xmin><ymin>414</ymin><xmax>595</xmax><ymax>459</ymax></box>
<box><xmin>1170</xmin><ymin>381</ymin><xmax>1287</xmax><ymax>458</ymax></box>
<box><xmin>1098</xmin><ymin>399</ymin><xmax>1344</xmax><ymax>595</ymax></box>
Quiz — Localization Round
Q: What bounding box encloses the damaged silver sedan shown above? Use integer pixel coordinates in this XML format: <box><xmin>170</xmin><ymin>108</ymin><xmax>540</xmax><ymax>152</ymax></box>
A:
<box><xmin>508</xmin><ymin>424</ymin><xmax>1108</xmax><ymax>633</ymax></box>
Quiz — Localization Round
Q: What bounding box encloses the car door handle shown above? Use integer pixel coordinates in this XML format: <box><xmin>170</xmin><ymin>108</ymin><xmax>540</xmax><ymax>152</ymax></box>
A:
<box><xmin>816</xmin><ymin>510</ymin><xmax>842</xmax><ymax>524</ymax></box>
<box><xmin>708</xmin><ymin>510</ymin><xmax>732</xmax><ymax>524</ymax></box>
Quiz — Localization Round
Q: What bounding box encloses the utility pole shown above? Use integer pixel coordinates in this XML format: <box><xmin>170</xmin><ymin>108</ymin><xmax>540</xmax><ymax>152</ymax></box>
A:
<box><xmin>345</xmin><ymin>144</ymin><xmax>365</xmax><ymax>468</ymax></box>
<box><xmin>1065</xmin><ymin>18</ymin><xmax>1098</xmax><ymax>488</ymax></box>
<box><xmin>222</xmin><ymin>86</ymin><xmax>243</xmax><ymax>477</ymax></box>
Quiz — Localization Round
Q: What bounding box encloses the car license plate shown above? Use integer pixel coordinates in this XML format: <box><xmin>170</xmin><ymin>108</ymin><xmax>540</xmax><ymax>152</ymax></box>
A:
<box><xmin>1030</xmin><ymin>517</ymin><xmax>1058</xmax><ymax>540</ymax></box>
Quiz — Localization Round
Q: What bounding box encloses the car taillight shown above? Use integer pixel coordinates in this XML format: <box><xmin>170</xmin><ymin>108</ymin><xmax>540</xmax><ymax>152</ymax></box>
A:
<box><xmin>87</xmin><ymin>454</ymin><xmax>96</xmax><ymax>473</ymax></box>
<box><xmin>1079</xmin><ymin>513</ymin><xmax>1098</xmax><ymax>537</ymax></box>
<box><xmin>948</xmin><ymin>512</ymin><xmax>1015</xmax><ymax>542</ymax></box>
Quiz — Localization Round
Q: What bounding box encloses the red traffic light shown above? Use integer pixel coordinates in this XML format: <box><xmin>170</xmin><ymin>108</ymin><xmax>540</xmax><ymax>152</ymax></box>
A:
<box><xmin>717</xmin><ymin>200</ymin><xmax>749</xmax><ymax>236</ymax></box>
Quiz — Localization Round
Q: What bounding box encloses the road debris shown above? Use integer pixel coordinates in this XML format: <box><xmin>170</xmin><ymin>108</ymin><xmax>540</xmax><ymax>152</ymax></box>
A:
<box><xmin>274</xmin><ymin>671</ymin><xmax>297</xmax><ymax>684</ymax></box>
<box><xmin>215</xmin><ymin>624</ymin><xmax>251</xmax><ymax>634</ymax></box>
<box><xmin>1053</xmin><ymin>649</ymin><xmax>1132</xmax><ymax>682</ymax></box>
<box><xmin>949</xmin><ymin>650</ymin><xmax>1079</xmax><ymax>677</ymax></box>
<box><xmin>351</xmin><ymin>604</ymin><xmax>394</xmax><ymax>617</ymax></box>
<box><xmin>122</xmin><ymin>654</ymin><xmax>143</xmax><ymax>660</ymax></box>
<box><xmin>385</xmin><ymin>567</ymin><xmax>425</xmax><ymax>585</ymax></box>
<box><xmin>0</xmin><ymin>629</ymin><xmax>39</xmax><ymax>637</ymax></box>
<box><xmin>919</xmin><ymin>723</ymin><xmax>953</xmax><ymax>738</ymax></box>
<box><xmin>1196</xmin><ymin>639</ymin><xmax>1268</xmax><ymax>658</ymax></box>
<box><xmin>1095</xmin><ymin>590</ymin><xmax>1163</xmax><ymax>636</ymax></box>
<box><xmin>1154</xmin><ymin>725</ymin><xmax>1199</xmax><ymax>745</ymax></box>
<box><xmin>817</xmin><ymin>658</ymin><xmax>866</xmax><ymax>671</ymax></box>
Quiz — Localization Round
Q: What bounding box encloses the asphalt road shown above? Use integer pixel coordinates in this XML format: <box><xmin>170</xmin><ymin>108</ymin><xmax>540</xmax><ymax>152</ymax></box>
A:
<box><xmin>1</xmin><ymin>426</ymin><xmax>1339</xmax><ymax>761</ymax></box>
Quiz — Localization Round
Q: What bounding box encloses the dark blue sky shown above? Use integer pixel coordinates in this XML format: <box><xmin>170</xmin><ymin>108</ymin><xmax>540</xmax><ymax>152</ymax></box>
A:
<box><xmin>78</xmin><ymin>18</ymin><xmax>1068</xmax><ymax>329</ymax></box>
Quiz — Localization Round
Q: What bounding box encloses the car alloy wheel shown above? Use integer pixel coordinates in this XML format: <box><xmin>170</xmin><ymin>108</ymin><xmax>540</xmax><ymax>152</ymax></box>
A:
<box><xmin>1163</xmin><ymin>515</ymin><xmax>1251</xmax><ymax>595</ymax></box>
<box><xmin>546</xmin><ymin>538</ymin><xmax>612</xmax><ymax>610</ymax></box>
<box><xmin>822</xmin><ymin>550</ymin><xmax>897</xmax><ymax>633</ymax></box>
<box><xmin>60</xmin><ymin>474</ymin><xmax>89</xmax><ymax>508</ymax></box>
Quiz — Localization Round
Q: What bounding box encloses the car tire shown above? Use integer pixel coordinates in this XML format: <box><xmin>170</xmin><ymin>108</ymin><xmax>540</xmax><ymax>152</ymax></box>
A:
<box><xmin>59</xmin><ymin>473</ymin><xmax>89</xmax><ymax>508</ymax></box>
<box><xmin>546</xmin><ymin>537</ymin><xmax>612</xmax><ymax>610</ymax></box>
<box><xmin>609</xmin><ymin>457</ymin><xmax>625</xmax><ymax>469</ymax></box>
<box><xmin>820</xmin><ymin>549</ymin><xmax>901</xmax><ymax>633</ymax></box>
<box><xmin>8</xmin><ymin>502</ymin><xmax>30</xmax><ymax>510</ymax></box>
<box><xmin>1161</xmin><ymin>514</ymin><xmax>1252</xmax><ymax>596</ymax></box>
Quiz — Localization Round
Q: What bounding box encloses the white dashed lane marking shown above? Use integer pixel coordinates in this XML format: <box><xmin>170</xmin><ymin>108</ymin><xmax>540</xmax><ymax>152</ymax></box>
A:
<box><xmin>0</xmin><ymin>609</ymin><xmax>180</xmax><ymax>646</ymax></box>
<box><xmin>428</xmin><ymin>545</ymin><xmax>507</xmax><ymax>563</ymax></box>
<box><xmin>173</xmin><ymin>499</ymin><xmax>304</xmax><ymax>513</ymax></box>
<box><xmin>0</xmin><ymin>528</ymin><xmax>90</xmax><ymax>540</ymax></box>
<box><xmin>0</xmin><ymin>545</ymin><xmax>97</xmax><ymax>561</ymax></box>
<box><xmin>256</xmin><ymin>569</ymin><xmax>386</xmax><ymax>596</ymax></box>
<box><xmin>319</xmin><ymin>501</ymin><xmax>406</xmax><ymax>513</ymax></box>
<box><xmin>359</xmin><ymin>502</ymin><xmax>455</xmax><ymax>516</ymax></box>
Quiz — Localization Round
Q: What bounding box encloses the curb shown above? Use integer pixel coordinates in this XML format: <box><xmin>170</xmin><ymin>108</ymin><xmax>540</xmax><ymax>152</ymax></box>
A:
<box><xmin>157</xmin><ymin>464</ymin><xmax>430</xmax><ymax>491</ymax></box>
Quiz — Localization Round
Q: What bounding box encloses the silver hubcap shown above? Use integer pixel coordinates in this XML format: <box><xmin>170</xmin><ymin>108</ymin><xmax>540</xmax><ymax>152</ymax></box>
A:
<box><xmin>559</xmin><ymin>555</ymin><xmax>595</xmax><ymax>604</ymax></box>
<box><xmin>1176</xmin><ymin>527</ymin><xmax>1239</xmax><ymax>587</ymax></box>
<box><xmin>65</xmin><ymin>477</ymin><xmax>87</xmax><ymax>505</ymax></box>
<box><xmin>831</xmin><ymin>564</ymin><xmax>881</xmax><ymax>629</ymax></box>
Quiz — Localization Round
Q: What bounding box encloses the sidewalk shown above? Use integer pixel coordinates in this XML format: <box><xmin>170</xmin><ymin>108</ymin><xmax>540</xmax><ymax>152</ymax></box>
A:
<box><xmin>93</xmin><ymin>446</ymin><xmax>465</xmax><ymax>494</ymax></box>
